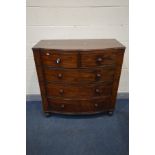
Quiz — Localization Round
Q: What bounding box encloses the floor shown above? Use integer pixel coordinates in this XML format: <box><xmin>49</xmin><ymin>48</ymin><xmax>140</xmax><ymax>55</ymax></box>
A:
<box><xmin>26</xmin><ymin>99</ymin><xmax>129</xmax><ymax>155</ymax></box>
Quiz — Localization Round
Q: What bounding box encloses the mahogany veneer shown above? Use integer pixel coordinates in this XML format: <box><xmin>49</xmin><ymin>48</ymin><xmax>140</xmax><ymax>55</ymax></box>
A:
<box><xmin>32</xmin><ymin>39</ymin><xmax>125</xmax><ymax>116</ymax></box>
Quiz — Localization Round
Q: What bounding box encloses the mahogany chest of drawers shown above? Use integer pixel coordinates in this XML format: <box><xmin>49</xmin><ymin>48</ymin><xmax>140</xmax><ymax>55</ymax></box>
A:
<box><xmin>32</xmin><ymin>39</ymin><xmax>125</xmax><ymax>116</ymax></box>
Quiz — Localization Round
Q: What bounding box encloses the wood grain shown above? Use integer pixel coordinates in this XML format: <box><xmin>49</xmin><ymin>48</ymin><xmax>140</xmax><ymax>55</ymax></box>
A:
<box><xmin>32</xmin><ymin>49</ymin><xmax>48</xmax><ymax>111</ymax></box>
<box><xmin>46</xmin><ymin>82</ymin><xmax>113</xmax><ymax>98</ymax></box>
<box><xmin>47</xmin><ymin>96</ymin><xmax>111</xmax><ymax>114</ymax></box>
<box><xmin>33</xmin><ymin>39</ymin><xmax>125</xmax><ymax>50</ymax></box>
<box><xmin>44</xmin><ymin>66</ymin><xmax>115</xmax><ymax>83</ymax></box>
<box><xmin>32</xmin><ymin>39</ymin><xmax>125</xmax><ymax>115</ymax></box>
<box><xmin>81</xmin><ymin>50</ymin><xmax>116</xmax><ymax>67</ymax></box>
<box><xmin>40</xmin><ymin>49</ymin><xmax>78</xmax><ymax>68</ymax></box>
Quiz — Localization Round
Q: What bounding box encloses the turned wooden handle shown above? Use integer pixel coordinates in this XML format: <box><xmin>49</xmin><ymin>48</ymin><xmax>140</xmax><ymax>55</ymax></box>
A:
<box><xmin>59</xmin><ymin>89</ymin><xmax>64</xmax><ymax>94</ymax></box>
<box><xmin>61</xmin><ymin>104</ymin><xmax>65</xmax><ymax>108</ymax></box>
<box><xmin>94</xmin><ymin>103</ymin><xmax>98</xmax><ymax>107</ymax></box>
<box><xmin>57</xmin><ymin>73</ymin><xmax>63</xmax><ymax>78</ymax></box>
<box><xmin>46</xmin><ymin>52</ymin><xmax>50</xmax><ymax>56</ymax></box>
<box><xmin>96</xmin><ymin>73</ymin><xmax>101</xmax><ymax>78</ymax></box>
<box><xmin>95</xmin><ymin>88</ymin><xmax>100</xmax><ymax>93</ymax></box>
<box><xmin>96</xmin><ymin>57</ymin><xmax>103</xmax><ymax>63</ymax></box>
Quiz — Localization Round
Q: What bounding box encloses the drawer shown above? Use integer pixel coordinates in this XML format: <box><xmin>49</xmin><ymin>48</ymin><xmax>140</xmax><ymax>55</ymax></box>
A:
<box><xmin>41</xmin><ymin>50</ymin><xmax>78</xmax><ymax>68</ymax></box>
<box><xmin>81</xmin><ymin>51</ymin><xmax>116</xmax><ymax>67</ymax></box>
<box><xmin>46</xmin><ymin>82</ymin><xmax>112</xmax><ymax>98</ymax></box>
<box><xmin>44</xmin><ymin>66</ymin><xmax>115</xmax><ymax>83</ymax></box>
<box><xmin>47</xmin><ymin>96</ymin><xmax>111</xmax><ymax>113</ymax></box>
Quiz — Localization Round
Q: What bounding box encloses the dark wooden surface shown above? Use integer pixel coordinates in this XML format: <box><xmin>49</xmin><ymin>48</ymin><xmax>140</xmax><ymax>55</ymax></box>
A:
<box><xmin>41</xmin><ymin>50</ymin><xmax>78</xmax><ymax>68</ymax></box>
<box><xmin>44</xmin><ymin>66</ymin><xmax>115</xmax><ymax>83</ymax></box>
<box><xmin>32</xmin><ymin>39</ymin><xmax>125</xmax><ymax>115</ymax></box>
<box><xmin>80</xmin><ymin>50</ymin><xmax>116</xmax><ymax>67</ymax></box>
<box><xmin>47</xmin><ymin>96</ymin><xmax>112</xmax><ymax>114</ymax></box>
<box><xmin>33</xmin><ymin>39</ymin><xmax>125</xmax><ymax>50</ymax></box>
<box><xmin>46</xmin><ymin>82</ymin><xmax>112</xmax><ymax>98</ymax></box>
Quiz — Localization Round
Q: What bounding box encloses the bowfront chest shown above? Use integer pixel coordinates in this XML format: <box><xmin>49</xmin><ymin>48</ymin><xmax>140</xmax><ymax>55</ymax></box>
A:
<box><xmin>32</xmin><ymin>39</ymin><xmax>125</xmax><ymax>116</ymax></box>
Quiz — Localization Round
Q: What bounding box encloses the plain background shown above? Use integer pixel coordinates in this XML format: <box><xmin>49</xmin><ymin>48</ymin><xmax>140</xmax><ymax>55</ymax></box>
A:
<box><xmin>0</xmin><ymin>0</ymin><xmax>155</xmax><ymax>155</ymax></box>
<box><xmin>26</xmin><ymin>0</ymin><xmax>129</xmax><ymax>95</ymax></box>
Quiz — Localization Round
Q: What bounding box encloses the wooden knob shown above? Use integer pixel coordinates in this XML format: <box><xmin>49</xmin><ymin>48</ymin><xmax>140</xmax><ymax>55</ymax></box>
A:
<box><xmin>61</xmin><ymin>104</ymin><xmax>65</xmax><ymax>108</ymax></box>
<box><xmin>96</xmin><ymin>73</ymin><xmax>101</xmax><ymax>78</ymax></box>
<box><xmin>97</xmin><ymin>57</ymin><xmax>103</xmax><ymax>63</ymax></box>
<box><xmin>46</xmin><ymin>52</ymin><xmax>50</xmax><ymax>56</ymax></box>
<box><xmin>59</xmin><ymin>89</ymin><xmax>64</xmax><ymax>94</ymax></box>
<box><xmin>95</xmin><ymin>88</ymin><xmax>100</xmax><ymax>93</ymax></box>
<box><xmin>57</xmin><ymin>73</ymin><xmax>63</xmax><ymax>79</ymax></box>
<box><xmin>94</xmin><ymin>103</ymin><xmax>98</xmax><ymax>107</ymax></box>
<box><xmin>56</xmin><ymin>58</ymin><xmax>61</xmax><ymax>64</ymax></box>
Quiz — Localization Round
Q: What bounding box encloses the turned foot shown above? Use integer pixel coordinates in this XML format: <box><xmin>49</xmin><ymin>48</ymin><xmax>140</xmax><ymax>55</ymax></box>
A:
<box><xmin>44</xmin><ymin>112</ymin><xmax>51</xmax><ymax>117</ymax></box>
<box><xmin>107</xmin><ymin>111</ymin><xmax>114</xmax><ymax>116</ymax></box>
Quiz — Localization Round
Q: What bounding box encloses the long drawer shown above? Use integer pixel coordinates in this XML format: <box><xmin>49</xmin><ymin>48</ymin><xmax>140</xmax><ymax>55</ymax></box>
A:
<box><xmin>46</xmin><ymin>82</ymin><xmax>113</xmax><ymax>98</ymax></box>
<box><xmin>43</xmin><ymin>66</ymin><xmax>115</xmax><ymax>83</ymax></box>
<box><xmin>47</xmin><ymin>96</ymin><xmax>112</xmax><ymax>113</ymax></box>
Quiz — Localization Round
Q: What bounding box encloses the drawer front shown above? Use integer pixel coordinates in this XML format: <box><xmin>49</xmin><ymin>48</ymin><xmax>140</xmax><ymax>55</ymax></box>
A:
<box><xmin>44</xmin><ymin>66</ymin><xmax>115</xmax><ymax>83</ymax></box>
<box><xmin>41</xmin><ymin>50</ymin><xmax>78</xmax><ymax>68</ymax></box>
<box><xmin>46</xmin><ymin>82</ymin><xmax>112</xmax><ymax>98</ymax></box>
<box><xmin>47</xmin><ymin>97</ymin><xmax>111</xmax><ymax>113</ymax></box>
<box><xmin>81</xmin><ymin>51</ymin><xmax>116</xmax><ymax>67</ymax></box>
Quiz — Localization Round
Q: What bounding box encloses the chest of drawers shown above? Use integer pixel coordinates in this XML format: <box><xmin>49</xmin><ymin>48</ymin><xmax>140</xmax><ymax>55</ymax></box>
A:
<box><xmin>32</xmin><ymin>39</ymin><xmax>125</xmax><ymax>116</ymax></box>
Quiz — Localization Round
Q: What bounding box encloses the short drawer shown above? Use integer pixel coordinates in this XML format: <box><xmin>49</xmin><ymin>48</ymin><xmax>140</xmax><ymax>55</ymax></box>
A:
<box><xmin>40</xmin><ymin>50</ymin><xmax>78</xmax><ymax>68</ymax></box>
<box><xmin>44</xmin><ymin>66</ymin><xmax>115</xmax><ymax>83</ymax></box>
<box><xmin>47</xmin><ymin>96</ymin><xmax>111</xmax><ymax>114</ymax></box>
<box><xmin>46</xmin><ymin>82</ymin><xmax>112</xmax><ymax>98</ymax></box>
<box><xmin>81</xmin><ymin>50</ymin><xmax>116</xmax><ymax>67</ymax></box>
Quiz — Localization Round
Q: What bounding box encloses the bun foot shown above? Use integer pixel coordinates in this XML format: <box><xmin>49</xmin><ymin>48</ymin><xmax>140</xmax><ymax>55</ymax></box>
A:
<box><xmin>107</xmin><ymin>111</ymin><xmax>114</xmax><ymax>116</ymax></box>
<box><xmin>44</xmin><ymin>112</ymin><xmax>51</xmax><ymax>117</ymax></box>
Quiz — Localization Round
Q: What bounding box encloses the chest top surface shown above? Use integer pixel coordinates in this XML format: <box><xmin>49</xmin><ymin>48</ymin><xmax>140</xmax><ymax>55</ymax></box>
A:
<box><xmin>32</xmin><ymin>39</ymin><xmax>125</xmax><ymax>51</ymax></box>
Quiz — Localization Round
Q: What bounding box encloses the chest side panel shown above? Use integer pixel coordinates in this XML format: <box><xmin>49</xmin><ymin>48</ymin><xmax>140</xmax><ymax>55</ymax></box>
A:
<box><xmin>32</xmin><ymin>48</ymin><xmax>48</xmax><ymax>111</ymax></box>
